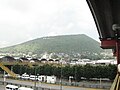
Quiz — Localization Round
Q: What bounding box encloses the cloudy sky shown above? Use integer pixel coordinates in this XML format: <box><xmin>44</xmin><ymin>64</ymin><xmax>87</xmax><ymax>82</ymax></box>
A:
<box><xmin>0</xmin><ymin>0</ymin><xmax>99</xmax><ymax>48</ymax></box>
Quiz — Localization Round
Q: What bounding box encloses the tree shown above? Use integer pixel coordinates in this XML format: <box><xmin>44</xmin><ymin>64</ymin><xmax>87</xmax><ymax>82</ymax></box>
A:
<box><xmin>83</xmin><ymin>64</ymin><xmax>94</xmax><ymax>80</ymax></box>
<box><xmin>107</xmin><ymin>64</ymin><xmax>117</xmax><ymax>80</ymax></box>
<box><xmin>75</xmin><ymin>65</ymin><xmax>83</xmax><ymax>81</ymax></box>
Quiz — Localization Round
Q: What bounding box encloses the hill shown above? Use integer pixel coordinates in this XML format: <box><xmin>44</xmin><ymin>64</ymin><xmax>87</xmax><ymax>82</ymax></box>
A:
<box><xmin>0</xmin><ymin>34</ymin><xmax>104</xmax><ymax>56</ymax></box>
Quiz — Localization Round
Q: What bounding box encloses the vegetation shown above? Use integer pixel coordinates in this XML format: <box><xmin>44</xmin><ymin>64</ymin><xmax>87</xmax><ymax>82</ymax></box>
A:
<box><xmin>12</xmin><ymin>64</ymin><xmax>117</xmax><ymax>81</ymax></box>
<box><xmin>0</xmin><ymin>34</ymin><xmax>112</xmax><ymax>59</ymax></box>
<box><xmin>0</xmin><ymin>34</ymin><xmax>104</xmax><ymax>54</ymax></box>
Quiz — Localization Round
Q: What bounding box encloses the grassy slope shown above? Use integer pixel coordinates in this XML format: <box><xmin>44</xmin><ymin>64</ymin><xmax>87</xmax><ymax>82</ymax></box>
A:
<box><xmin>0</xmin><ymin>34</ymin><xmax>103</xmax><ymax>54</ymax></box>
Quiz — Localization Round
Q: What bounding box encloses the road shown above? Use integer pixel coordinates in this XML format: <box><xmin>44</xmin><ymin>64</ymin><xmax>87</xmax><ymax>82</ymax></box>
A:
<box><xmin>0</xmin><ymin>78</ymin><xmax>107</xmax><ymax>90</ymax></box>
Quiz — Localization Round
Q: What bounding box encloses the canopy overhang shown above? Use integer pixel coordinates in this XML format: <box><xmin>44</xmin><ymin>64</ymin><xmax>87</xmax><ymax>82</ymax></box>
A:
<box><xmin>86</xmin><ymin>0</ymin><xmax>120</xmax><ymax>64</ymax></box>
<box><xmin>86</xmin><ymin>0</ymin><xmax>120</xmax><ymax>49</ymax></box>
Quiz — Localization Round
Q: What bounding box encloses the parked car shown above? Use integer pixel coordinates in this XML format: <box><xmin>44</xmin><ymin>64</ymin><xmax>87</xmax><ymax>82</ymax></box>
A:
<box><xmin>21</xmin><ymin>73</ymin><xmax>30</xmax><ymax>80</ymax></box>
<box><xmin>29</xmin><ymin>75</ymin><xmax>37</xmax><ymax>81</ymax></box>
<box><xmin>6</xmin><ymin>84</ymin><xmax>18</xmax><ymax>90</ymax></box>
<box><xmin>18</xmin><ymin>87</ymin><xmax>33</xmax><ymax>90</ymax></box>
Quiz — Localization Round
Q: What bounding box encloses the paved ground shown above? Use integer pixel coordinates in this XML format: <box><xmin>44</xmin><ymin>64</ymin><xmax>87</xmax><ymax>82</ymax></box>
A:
<box><xmin>0</xmin><ymin>85</ymin><xmax>5</xmax><ymax>90</ymax></box>
<box><xmin>0</xmin><ymin>78</ymin><xmax>109</xmax><ymax>90</ymax></box>
<box><xmin>0</xmin><ymin>84</ymin><xmax>106</xmax><ymax>90</ymax></box>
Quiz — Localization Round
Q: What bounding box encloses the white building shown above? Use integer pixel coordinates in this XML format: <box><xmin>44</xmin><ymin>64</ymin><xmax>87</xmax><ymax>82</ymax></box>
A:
<box><xmin>95</xmin><ymin>59</ymin><xmax>117</xmax><ymax>65</ymax></box>
<box><xmin>38</xmin><ymin>75</ymin><xmax>46</xmax><ymax>82</ymax></box>
<box><xmin>46</xmin><ymin>76</ymin><xmax>56</xmax><ymax>84</ymax></box>
<box><xmin>70</xmin><ymin>59</ymin><xmax>117</xmax><ymax>65</ymax></box>
<box><xmin>38</xmin><ymin>75</ymin><xmax>56</xmax><ymax>83</ymax></box>
<box><xmin>47</xmin><ymin>76</ymin><xmax>56</xmax><ymax>83</ymax></box>
<box><xmin>70</xmin><ymin>59</ymin><xmax>93</xmax><ymax>65</ymax></box>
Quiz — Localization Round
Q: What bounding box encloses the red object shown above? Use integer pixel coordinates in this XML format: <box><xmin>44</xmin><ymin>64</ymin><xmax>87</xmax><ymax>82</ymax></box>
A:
<box><xmin>101</xmin><ymin>39</ymin><xmax>120</xmax><ymax>49</ymax></box>
<box><xmin>101</xmin><ymin>39</ymin><xmax>120</xmax><ymax>64</ymax></box>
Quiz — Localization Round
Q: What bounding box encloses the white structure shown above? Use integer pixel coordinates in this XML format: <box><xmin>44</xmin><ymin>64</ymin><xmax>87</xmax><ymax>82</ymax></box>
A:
<box><xmin>46</xmin><ymin>76</ymin><xmax>56</xmax><ymax>83</ymax></box>
<box><xmin>78</xmin><ymin>59</ymin><xmax>93</xmax><ymax>65</ymax></box>
<box><xmin>70</xmin><ymin>59</ymin><xmax>93</xmax><ymax>65</ymax></box>
<box><xmin>29</xmin><ymin>75</ymin><xmax>37</xmax><ymax>81</ymax></box>
<box><xmin>18</xmin><ymin>87</ymin><xmax>33</xmax><ymax>90</ymax></box>
<box><xmin>21</xmin><ymin>73</ymin><xmax>30</xmax><ymax>80</ymax></box>
<box><xmin>38</xmin><ymin>75</ymin><xmax>46</xmax><ymax>82</ymax></box>
<box><xmin>70</xmin><ymin>59</ymin><xmax>117</xmax><ymax>65</ymax></box>
<box><xmin>41</xmin><ymin>52</ymin><xmax>49</xmax><ymax>60</ymax></box>
<box><xmin>118</xmin><ymin>64</ymin><xmax>120</xmax><ymax>73</ymax></box>
<box><xmin>69</xmin><ymin>76</ymin><xmax>73</xmax><ymax>83</ymax></box>
<box><xmin>95</xmin><ymin>59</ymin><xmax>117</xmax><ymax>65</ymax></box>
<box><xmin>6</xmin><ymin>84</ymin><xmax>18</xmax><ymax>90</ymax></box>
<box><xmin>38</xmin><ymin>75</ymin><xmax>56</xmax><ymax>83</ymax></box>
<box><xmin>29</xmin><ymin>60</ymin><xmax>35</xmax><ymax>63</ymax></box>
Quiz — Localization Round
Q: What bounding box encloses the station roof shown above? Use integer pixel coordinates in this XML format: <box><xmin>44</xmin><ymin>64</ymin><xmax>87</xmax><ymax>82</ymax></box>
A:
<box><xmin>86</xmin><ymin>0</ymin><xmax>120</xmax><ymax>49</ymax></box>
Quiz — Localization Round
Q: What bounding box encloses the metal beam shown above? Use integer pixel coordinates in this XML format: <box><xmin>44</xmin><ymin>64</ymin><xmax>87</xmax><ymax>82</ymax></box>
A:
<box><xmin>101</xmin><ymin>39</ymin><xmax>120</xmax><ymax>49</ymax></box>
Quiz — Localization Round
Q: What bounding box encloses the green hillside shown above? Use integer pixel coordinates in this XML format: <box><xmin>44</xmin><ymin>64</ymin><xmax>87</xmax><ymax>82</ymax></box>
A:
<box><xmin>0</xmin><ymin>34</ymin><xmax>103</xmax><ymax>54</ymax></box>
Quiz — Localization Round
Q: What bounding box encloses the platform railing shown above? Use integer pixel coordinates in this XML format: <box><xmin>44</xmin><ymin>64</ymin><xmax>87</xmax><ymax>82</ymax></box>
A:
<box><xmin>110</xmin><ymin>73</ymin><xmax>120</xmax><ymax>90</ymax></box>
<box><xmin>0</xmin><ymin>63</ymin><xmax>16</xmax><ymax>78</ymax></box>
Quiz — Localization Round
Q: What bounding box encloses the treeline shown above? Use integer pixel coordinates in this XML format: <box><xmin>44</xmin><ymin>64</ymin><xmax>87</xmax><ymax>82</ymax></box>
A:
<box><xmin>12</xmin><ymin>64</ymin><xmax>117</xmax><ymax>81</ymax></box>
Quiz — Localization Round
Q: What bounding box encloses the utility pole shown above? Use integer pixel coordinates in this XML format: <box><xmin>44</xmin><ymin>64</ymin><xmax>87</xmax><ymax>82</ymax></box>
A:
<box><xmin>60</xmin><ymin>59</ymin><xmax>62</xmax><ymax>90</ymax></box>
<box><xmin>3</xmin><ymin>71</ymin><xmax>6</xmax><ymax>85</ymax></box>
<box><xmin>74</xmin><ymin>63</ymin><xmax>77</xmax><ymax>86</ymax></box>
<box><xmin>34</xmin><ymin>66</ymin><xmax>37</xmax><ymax>90</ymax></box>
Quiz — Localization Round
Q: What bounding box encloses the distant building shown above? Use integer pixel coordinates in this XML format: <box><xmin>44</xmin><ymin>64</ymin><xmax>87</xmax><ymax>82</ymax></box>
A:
<box><xmin>95</xmin><ymin>59</ymin><xmax>117</xmax><ymax>65</ymax></box>
<box><xmin>1</xmin><ymin>56</ymin><xmax>15</xmax><ymax>62</ymax></box>
<box><xmin>54</xmin><ymin>59</ymin><xmax>59</xmax><ymax>64</ymax></box>
<box><xmin>48</xmin><ymin>59</ymin><xmax>54</xmax><ymax>63</ymax></box>
<box><xmin>70</xmin><ymin>59</ymin><xmax>92</xmax><ymax>65</ymax></box>
<box><xmin>40</xmin><ymin>58</ymin><xmax>47</xmax><ymax>63</ymax></box>
<box><xmin>30</xmin><ymin>58</ymin><xmax>40</xmax><ymax>62</ymax></box>
<box><xmin>20</xmin><ymin>57</ymin><xmax>29</xmax><ymax>62</ymax></box>
<box><xmin>70</xmin><ymin>59</ymin><xmax>117</xmax><ymax>65</ymax></box>
<box><xmin>41</xmin><ymin>52</ymin><xmax>49</xmax><ymax>60</ymax></box>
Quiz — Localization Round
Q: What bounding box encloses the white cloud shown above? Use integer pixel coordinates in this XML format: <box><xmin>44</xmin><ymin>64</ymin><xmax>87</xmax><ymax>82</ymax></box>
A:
<box><xmin>0</xmin><ymin>0</ymin><xmax>99</xmax><ymax>48</ymax></box>
<box><xmin>0</xmin><ymin>41</ymin><xmax>10</xmax><ymax>48</ymax></box>
<box><xmin>47</xmin><ymin>32</ymin><xmax>58</xmax><ymax>37</ymax></box>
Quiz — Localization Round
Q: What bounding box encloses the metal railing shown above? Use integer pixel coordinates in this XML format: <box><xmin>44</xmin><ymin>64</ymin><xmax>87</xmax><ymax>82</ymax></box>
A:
<box><xmin>110</xmin><ymin>73</ymin><xmax>120</xmax><ymax>90</ymax></box>
<box><xmin>0</xmin><ymin>63</ymin><xmax>16</xmax><ymax>78</ymax></box>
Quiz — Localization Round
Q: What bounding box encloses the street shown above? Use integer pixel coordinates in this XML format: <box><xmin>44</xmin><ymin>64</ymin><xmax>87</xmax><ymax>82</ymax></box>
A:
<box><xmin>0</xmin><ymin>78</ymin><xmax>107</xmax><ymax>90</ymax></box>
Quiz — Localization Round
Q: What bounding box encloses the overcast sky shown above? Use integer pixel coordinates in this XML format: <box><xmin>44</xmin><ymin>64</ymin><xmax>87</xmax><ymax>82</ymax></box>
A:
<box><xmin>0</xmin><ymin>0</ymin><xmax>99</xmax><ymax>48</ymax></box>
